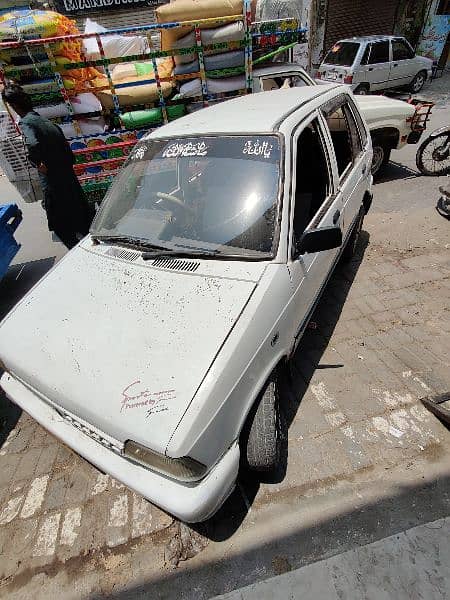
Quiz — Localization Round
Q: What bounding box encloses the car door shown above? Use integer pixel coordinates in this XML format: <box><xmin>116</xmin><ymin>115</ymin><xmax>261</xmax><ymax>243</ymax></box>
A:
<box><xmin>359</xmin><ymin>40</ymin><xmax>391</xmax><ymax>90</ymax></box>
<box><xmin>286</xmin><ymin>113</ymin><xmax>343</xmax><ymax>346</ymax></box>
<box><xmin>390</xmin><ymin>38</ymin><xmax>416</xmax><ymax>86</ymax></box>
<box><xmin>320</xmin><ymin>94</ymin><xmax>368</xmax><ymax>241</ymax></box>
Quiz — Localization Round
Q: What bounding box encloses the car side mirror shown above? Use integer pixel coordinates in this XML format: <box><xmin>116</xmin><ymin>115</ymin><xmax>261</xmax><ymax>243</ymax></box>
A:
<box><xmin>296</xmin><ymin>226</ymin><xmax>343</xmax><ymax>256</ymax></box>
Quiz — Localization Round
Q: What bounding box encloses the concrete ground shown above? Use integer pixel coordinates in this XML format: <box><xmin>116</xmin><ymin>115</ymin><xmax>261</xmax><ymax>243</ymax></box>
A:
<box><xmin>0</xmin><ymin>74</ymin><xmax>449</xmax><ymax>599</ymax></box>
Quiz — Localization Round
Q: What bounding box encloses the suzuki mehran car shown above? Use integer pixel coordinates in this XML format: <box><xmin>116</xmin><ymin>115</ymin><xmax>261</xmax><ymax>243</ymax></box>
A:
<box><xmin>318</xmin><ymin>36</ymin><xmax>433</xmax><ymax>95</ymax></box>
<box><xmin>0</xmin><ymin>85</ymin><xmax>373</xmax><ymax>522</ymax></box>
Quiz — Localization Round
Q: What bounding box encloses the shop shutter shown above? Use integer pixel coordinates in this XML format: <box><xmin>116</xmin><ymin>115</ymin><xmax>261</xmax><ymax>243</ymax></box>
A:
<box><xmin>324</xmin><ymin>0</ymin><xmax>399</xmax><ymax>54</ymax></box>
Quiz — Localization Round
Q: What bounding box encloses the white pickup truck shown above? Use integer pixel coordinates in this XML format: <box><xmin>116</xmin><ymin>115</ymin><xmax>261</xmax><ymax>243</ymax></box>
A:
<box><xmin>248</xmin><ymin>63</ymin><xmax>422</xmax><ymax>175</ymax></box>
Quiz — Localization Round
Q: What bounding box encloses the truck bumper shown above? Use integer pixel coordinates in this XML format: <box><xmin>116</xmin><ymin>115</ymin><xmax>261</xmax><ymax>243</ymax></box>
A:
<box><xmin>1</xmin><ymin>372</ymin><xmax>239</xmax><ymax>523</ymax></box>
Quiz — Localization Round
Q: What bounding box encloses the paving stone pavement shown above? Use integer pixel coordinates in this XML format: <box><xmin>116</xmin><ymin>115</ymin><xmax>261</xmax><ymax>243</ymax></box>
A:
<box><xmin>0</xmin><ymin>201</ymin><xmax>448</xmax><ymax>598</ymax></box>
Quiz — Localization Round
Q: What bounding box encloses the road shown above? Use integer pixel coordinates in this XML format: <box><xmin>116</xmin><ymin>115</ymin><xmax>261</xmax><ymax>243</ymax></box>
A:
<box><xmin>0</xmin><ymin>74</ymin><xmax>449</xmax><ymax>599</ymax></box>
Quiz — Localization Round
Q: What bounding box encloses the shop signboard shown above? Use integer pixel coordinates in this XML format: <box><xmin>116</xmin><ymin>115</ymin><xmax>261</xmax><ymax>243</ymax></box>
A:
<box><xmin>53</xmin><ymin>0</ymin><xmax>165</xmax><ymax>14</ymax></box>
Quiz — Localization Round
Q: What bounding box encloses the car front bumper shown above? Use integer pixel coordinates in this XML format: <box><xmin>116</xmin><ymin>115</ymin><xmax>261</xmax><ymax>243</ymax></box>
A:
<box><xmin>1</xmin><ymin>372</ymin><xmax>239</xmax><ymax>523</ymax></box>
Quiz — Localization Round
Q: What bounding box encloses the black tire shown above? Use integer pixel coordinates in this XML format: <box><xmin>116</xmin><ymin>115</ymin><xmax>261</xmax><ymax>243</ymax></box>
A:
<box><xmin>342</xmin><ymin>209</ymin><xmax>364</xmax><ymax>262</ymax></box>
<box><xmin>243</xmin><ymin>376</ymin><xmax>280</xmax><ymax>473</ymax></box>
<box><xmin>436</xmin><ymin>196</ymin><xmax>450</xmax><ymax>219</ymax></box>
<box><xmin>416</xmin><ymin>133</ymin><xmax>450</xmax><ymax>176</ymax></box>
<box><xmin>410</xmin><ymin>70</ymin><xmax>427</xmax><ymax>93</ymax></box>
<box><xmin>354</xmin><ymin>84</ymin><xmax>370</xmax><ymax>95</ymax></box>
<box><xmin>371</xmin><ymin>142</ymin><xmax>389</xmax><ymax>175</ymax></box>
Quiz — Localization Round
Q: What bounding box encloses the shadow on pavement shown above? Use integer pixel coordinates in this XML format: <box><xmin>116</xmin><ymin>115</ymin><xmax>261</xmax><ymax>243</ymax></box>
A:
<box><xmin>101</xmin><ymin>465</ymin><xmax>450</xmax><ymax>600</ymax></box>
<box><xmin>0</xmin><ymin>257</ymin><xmax>55</xmax><ymax>448</ymax></box>
<box><xmin>0</xmin><ymin>257</ymin><xmax>55</xmax><ymax>320</ymax></box>
<box><xmin>189</xmin><ymin>231</ymin><xmax>370</xmax><ymax>543</ymax></box>
<box><xmin>375</xmin><ymin>161</ymin><xmax>418</xmax><ymax>184</ymax></box>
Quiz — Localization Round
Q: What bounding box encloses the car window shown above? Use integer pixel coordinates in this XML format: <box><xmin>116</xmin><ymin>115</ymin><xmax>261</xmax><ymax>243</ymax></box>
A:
<box><xmin>348</xmin><ymin>98</ymin><xmax>368</xmax><ymax>148</ymax></box>
<box><xmin>368</xmin><ymin>41</ymin><xmax>390</xmax><ymax>64</ymax></box>
<box><xmin>322</xmin><ymin>99</ymin><xmax>362</xmax><ymax>178</ymax></box>
<box><xmin>323</xmin><ymin>42</ymin><xmax>360</xmax><ymax>67</ymax></box>
<box><xmin>260</xmin><ymin>75</ymin><xmax>309</xmax><ymax>91</ymax></box>
<box><xmin>392</xmin><ymin>39</ymin><xmax>414</xmax><ymax>61</ymax></box>
<box><xmin>292</xmin><ymin>118</ymin><xmax>332</xmax><ymax>244</ymax></box>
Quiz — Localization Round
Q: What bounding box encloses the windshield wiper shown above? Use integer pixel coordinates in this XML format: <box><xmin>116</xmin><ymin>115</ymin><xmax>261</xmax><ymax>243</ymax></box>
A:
<box><xmin>92</xmin><ymin>235</ymin><xmax>169</xmax><ymax>252</ymax></box>
<box><xmin>142</xmin><ymin>249</ymin><xmax>219</xmax><ymax>261</ymax></box>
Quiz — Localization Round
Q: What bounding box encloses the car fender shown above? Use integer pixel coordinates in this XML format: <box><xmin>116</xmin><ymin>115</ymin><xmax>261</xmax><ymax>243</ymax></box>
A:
<box><xmin>422</xmin><ymin>125</ymin><xmax>450</xmax><ymax>140</ymax></box>
<box><xmin>166</xmin><ymin>264</ymin><xmax>293</xmax><ymax>465</ymax></box>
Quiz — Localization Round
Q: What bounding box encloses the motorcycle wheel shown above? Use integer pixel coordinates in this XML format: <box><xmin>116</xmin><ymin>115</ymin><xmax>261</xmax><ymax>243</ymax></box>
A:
<box><xmin>436</xmin><ymin>195</ymin><xmax>450</xmax><ymax>219</ymax></box>
<box><xmin>416</xmin><ymin>132</ymin><xmax>450</xmax><ymax>176</ymax></box>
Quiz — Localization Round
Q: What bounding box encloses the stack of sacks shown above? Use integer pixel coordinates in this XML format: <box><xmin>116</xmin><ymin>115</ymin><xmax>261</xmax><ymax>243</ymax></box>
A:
<box><xmin>94</xmin><ymin>57</ymin><xmax>174</xmax><ymax>109</ymax></box>
<box><xmin>33</xmin><ymin>93</ymin><xmax>105</xmax><ymax>139</ymax></box>
<box><xmin>0</xmin><ymin>10</ymin><xmax>102</xmax><ymax>93</ymax></box>
<box><xmin>156</xmin><ymin>0</ymin><xmax>248</xmax><ymax>98</ymax></box>
<box><xmin>83</xmin><ymin>18</ymin><xmax>149</xmax><ymax>74</ymax></box>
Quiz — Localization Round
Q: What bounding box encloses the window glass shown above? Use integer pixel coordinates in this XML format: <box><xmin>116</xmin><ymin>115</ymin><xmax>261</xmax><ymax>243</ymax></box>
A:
<box><xmin>360</xmin><ymin>45</ymin><xmax>371</xmax><ymax>65</ymax></box>
<box><xmin>392</xmin><ymin>39</ymin><xmax>414</xmax><ymax>61</ymax></box>
<box><xmin>323</xmin><ymin>101</ymin><xmax>361</xmax><ymax>177</ymax></box>
<box><xmin>368</xmin><ymin>41</ymin><xmax>390</xmax><ymax>64</ymax></box>
<box><xmin>323</xmin><ymin>42</ymin><xmax>360</xmax><ymax>67</ymax></box>
<box><xmin>260</xmin><ymin>75</ymin><xmax>308</xmax><ymax>91</ymax></box>
<box><xmin>293</xmin><ymin>119</ymin><xmax>332</xmax><ymax>242</ymax></box>
<box><xmin>92</xmin><ymin>135</ymin><xmax>282</xmax><ymax>258</ymax></box>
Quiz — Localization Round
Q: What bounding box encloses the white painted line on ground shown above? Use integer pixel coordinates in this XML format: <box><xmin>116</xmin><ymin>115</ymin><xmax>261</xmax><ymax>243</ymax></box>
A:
<box><xmin>60</xmin><ymin>507</ymin><xmax>82</xmax><ymax>546</ymax></box>
<box><xmin>132</xmin><ymin>494</ymin><xmax>153</xmax><ymax>538</ymax></box>
<box><xmin>109</xmin><ymin>494</ymin><xmax>128</xmax><ymax>528</ymax></box>
<box><xmin>91</xmin><ymin>473</ymin><xmax>109</xmax><ymax>496</ymax></box>
<box><xmin>0</xmin><ymin>495</ymin><xmax>24</xmax><ymax>525</ymax></box>
<box><xmin>33</xmin><ymin>513</ymin><xmax>61</xmax><ymax>556</ymax></box>
<box><xmin>311</xmin><ymin>382</ymin><xmax>336</xmax><ymax>411</ymax></box>
<box><xmin>20</xmin><ymin>475</ymin><xmax>49</xmax><ymax>519</ymax></box>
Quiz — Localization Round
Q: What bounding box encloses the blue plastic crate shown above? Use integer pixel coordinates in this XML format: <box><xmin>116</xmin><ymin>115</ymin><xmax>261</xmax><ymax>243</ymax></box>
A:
<box><xmin>0</xmin><ymin>204</ymin><xmax>22</xmax><ymax>281</ymax></box>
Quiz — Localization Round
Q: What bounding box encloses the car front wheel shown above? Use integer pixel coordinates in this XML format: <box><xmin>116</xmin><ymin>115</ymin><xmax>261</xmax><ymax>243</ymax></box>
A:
<box><xmin>410</xmin><ymin>70</ymin><xmax>427</xmax><ymax>93</ymax></box>
<box><xmin>242</xmin><ymin>376</ymin><xmax>281</xmax><ymax>473</ymax></box>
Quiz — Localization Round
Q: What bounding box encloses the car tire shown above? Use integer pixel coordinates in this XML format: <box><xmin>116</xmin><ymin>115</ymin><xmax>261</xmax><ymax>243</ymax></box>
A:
<box><xmin>243</xmin><ymin>376</ymin><xmax>281</xmax><ymax>473</ymax></box>
<box><xmin>371</xmin><ymin>141</ymin><xmax>390</xmax><ymax>175</ymax></box>
<box><xmin>410</xmin><ymin>70</ymin><xmax>427</xmax><ymax>93</ymax></box>
<box><xmin>354</xmin><ymin>84</ymin><xmax>370</xmax><ymax>95</ymax></box>
<box><xmin>342</xmin><ymin>208</ymin><xmax>364</xmax><ymax>262</ymax></box>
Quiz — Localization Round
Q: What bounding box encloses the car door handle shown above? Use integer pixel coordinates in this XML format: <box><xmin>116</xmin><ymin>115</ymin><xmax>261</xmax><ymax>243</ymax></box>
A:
<box><xmin>368</xmin><ymin>67</ymin><xmax>374</xmax><ymax>71</ymax></box>
<box><xmin>332</xmin><ymin>210</ymin><xmax>340</xmax><ymax>224</ymax></box>
<box><xmin>362</xmin><ymin>164</ymin><xmax>367</xmax><ymax>175</ymax></box>
<box><xmin>393</xmin><ymin>63</ymin><xmax>398</xmax><ymax>67</ymax></box>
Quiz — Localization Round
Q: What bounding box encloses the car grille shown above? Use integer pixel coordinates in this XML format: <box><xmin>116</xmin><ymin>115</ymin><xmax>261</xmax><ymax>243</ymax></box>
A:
<box><xmin>56</xmin><ymin>408</ymin><xmax>122</xmax><ymax>454</ymax></box>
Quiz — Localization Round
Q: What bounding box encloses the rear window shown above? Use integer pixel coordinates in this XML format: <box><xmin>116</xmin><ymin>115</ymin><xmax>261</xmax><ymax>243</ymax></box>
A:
<box><xmin>323</xmin><ymin>42</ymin><xmax>360</xmax><ymax>67</ymax></box>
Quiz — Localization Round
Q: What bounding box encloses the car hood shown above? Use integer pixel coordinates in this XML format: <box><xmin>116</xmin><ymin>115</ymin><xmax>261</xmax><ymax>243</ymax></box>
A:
<box><xmin>355</xmin><ymin>94</ymin><xmax>415</xmax><ymax>123</ymax></box>
<box><xmin>0</xmin><ymin>242</ymin><xmax>262</xmax><ymax>454</ymax></box>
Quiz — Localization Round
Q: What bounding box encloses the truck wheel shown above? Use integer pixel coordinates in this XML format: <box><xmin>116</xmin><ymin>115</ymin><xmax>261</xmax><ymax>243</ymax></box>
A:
<box><xmin>354</xmin><ymin>84</ymin><xmax>370</xmax><ymax>95</ymax></box>
<box><xmin>243</xmin><ymin>376</ymin><xmax>281</xmax><ymax>473</ymax></box>
<box><xmin>342</xmin><ymin>209</ymin><xmax>364</xmax><ymax>262</ymax></box>
<box><xmin>410</xmin><ymin>71</ymin><xmax>426</xmax><ymax>93</ymax></box>
<box><xmin>371</xmin><ymin>142</ymin><xmax>390</xmax><ymax>175</ymax></box>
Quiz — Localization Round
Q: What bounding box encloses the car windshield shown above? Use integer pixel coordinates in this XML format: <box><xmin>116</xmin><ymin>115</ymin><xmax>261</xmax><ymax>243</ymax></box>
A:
<box><xmin>91</xmin><ymin>135</ymin><xmax>282</xmax><ymax>258</ymax></box>
<box><xmin>324</xmin><ymin>42</ymin><xmax>360</xmax><ymax>67</ymax></box>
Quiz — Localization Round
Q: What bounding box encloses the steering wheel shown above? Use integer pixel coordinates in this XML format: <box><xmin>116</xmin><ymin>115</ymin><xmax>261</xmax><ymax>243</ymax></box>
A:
<box><xmin>155</xmin><ymin>192</ymin><xmax>194</xmax><ymax>214</ymax></box>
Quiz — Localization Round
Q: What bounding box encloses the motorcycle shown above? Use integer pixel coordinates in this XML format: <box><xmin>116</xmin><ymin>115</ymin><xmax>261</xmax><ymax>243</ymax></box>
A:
<box><xmin>436</xmin><ymin>183</ymin><xmax>450</xmax><ymax>219</ymax></box>
<box><xmin>416</xmin><ymin>125</ymin><xmax>450</xmax><ymax>176</ymax></box>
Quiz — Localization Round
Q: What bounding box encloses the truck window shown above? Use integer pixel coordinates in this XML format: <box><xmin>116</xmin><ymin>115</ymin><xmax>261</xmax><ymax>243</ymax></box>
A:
<box><xmin>368</xmin><ymin>41</ymin><xmax>390</xmax><ymax>64</ymax></box>
<box><xmin>260</xmin><ymin>75</ymin><xmax>308</xmax><ymax>91</ymax></box>
<box><xmin>323</xmin><ymin>100</ymin><xmax>362</xmax><ymax>178</ymax></box>
<box><xmin>292</xmin><ymin>118</ymin><xmax>332</xmax><ymax>241</ymax></box>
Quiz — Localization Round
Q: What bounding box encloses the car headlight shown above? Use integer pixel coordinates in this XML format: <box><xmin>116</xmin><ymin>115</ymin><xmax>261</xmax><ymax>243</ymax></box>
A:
<box><xmin>124</xmin><ymin>440</ymin><xmax>207</xmax><ymax>483</ymax></box>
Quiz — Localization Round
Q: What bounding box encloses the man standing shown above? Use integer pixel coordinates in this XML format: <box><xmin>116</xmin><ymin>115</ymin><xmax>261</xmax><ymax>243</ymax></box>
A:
<box><xmin>2</xmin><ymin>84</ymin><xmax>94</xmax><ymax>249</ymax></box>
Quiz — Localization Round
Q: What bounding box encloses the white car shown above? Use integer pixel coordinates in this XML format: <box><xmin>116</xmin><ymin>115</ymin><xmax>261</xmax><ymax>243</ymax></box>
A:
<box><xmin>0</xmin><ymin>85</ymin><xmax>373</xmax><ymax>522</ymax></box>
<box><xmin>317</xmin><ymin>36</ymin><xmax>433</xmax><ymax>95</ymax></box>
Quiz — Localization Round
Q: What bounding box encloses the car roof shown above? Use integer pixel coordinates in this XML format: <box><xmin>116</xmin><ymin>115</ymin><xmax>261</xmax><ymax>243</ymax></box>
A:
<box><xmin>148</xmin><ymin>85</ymin><xmax>338</xmax><ymax>138</ymax></box>
<box><xmin>336</xmin><ymin>35</ymin><xmax>402</xmax><ymax>43</ymax></box>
